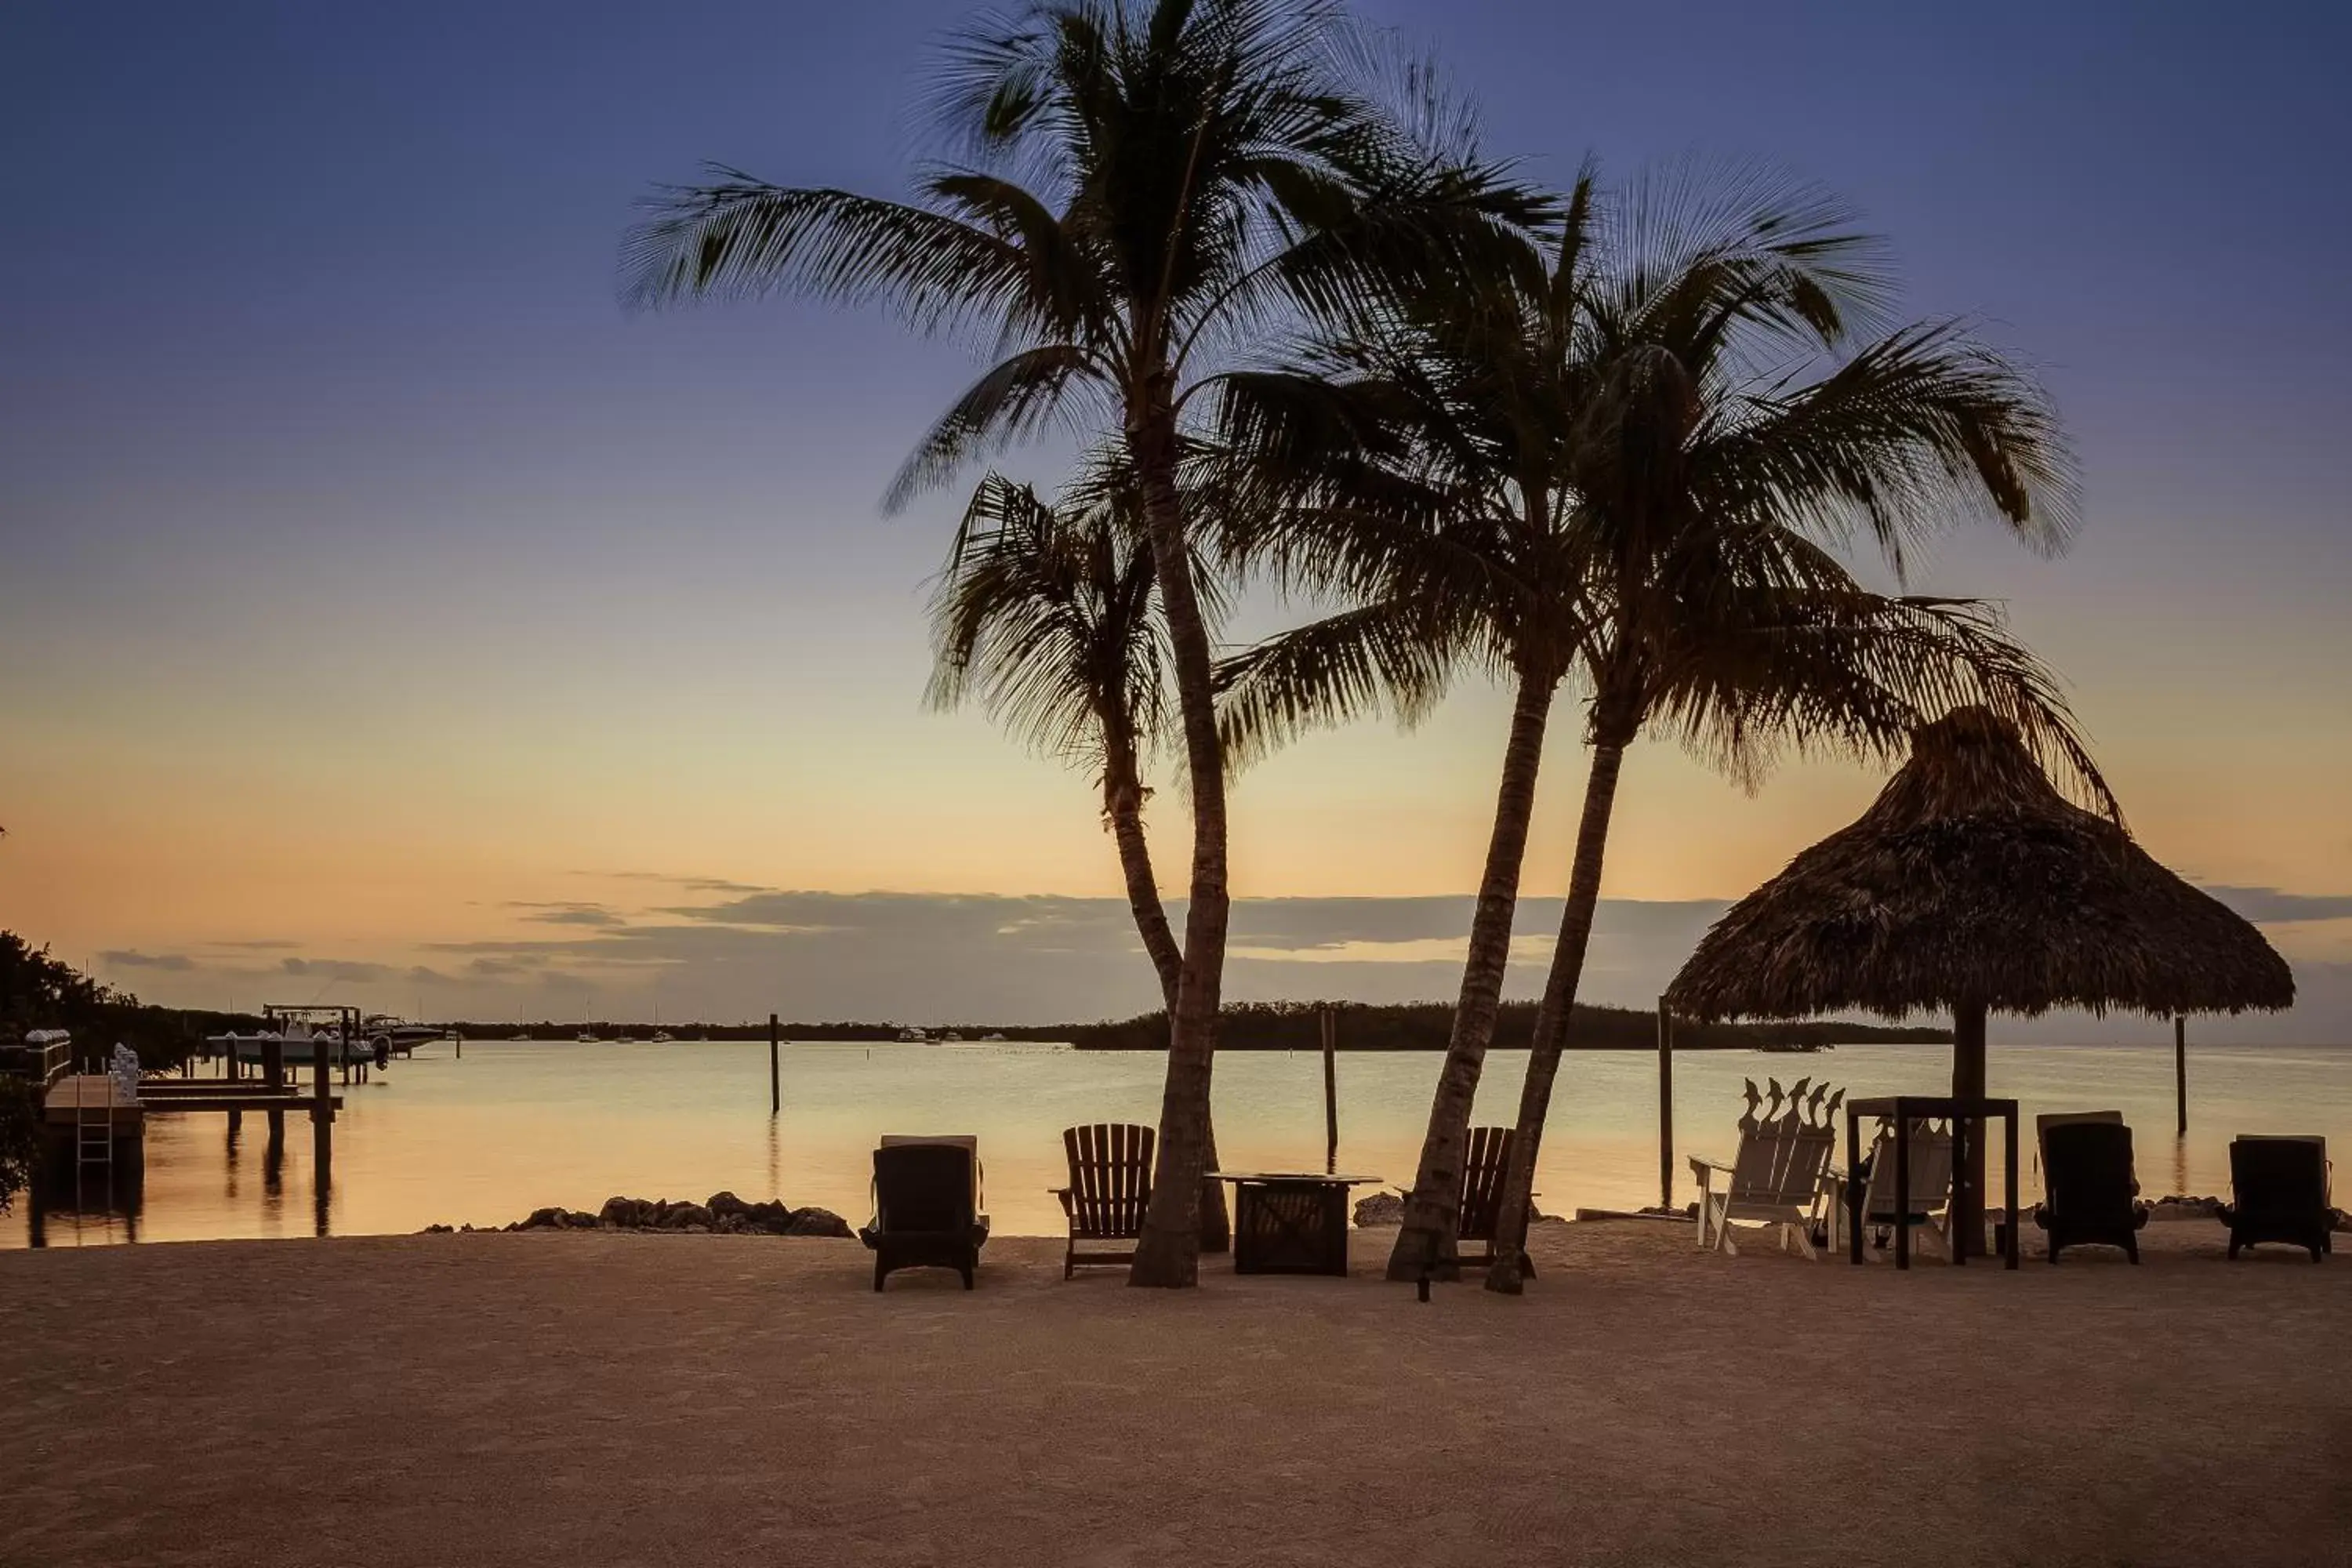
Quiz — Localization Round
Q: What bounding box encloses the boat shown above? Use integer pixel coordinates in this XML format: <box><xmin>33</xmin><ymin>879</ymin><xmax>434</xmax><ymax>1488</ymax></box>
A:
<box><xmin>939</xmin><ymin>1032</ymin><xmax>965</xmax><ymax>1044</ymax></box>
<box><xmin>650</xmin><ymin>1030</ymin><xmax>674</xmax><ymax>1043</ymax></box>
<box><xmin>361</xmin><ymin>1015</ymin><xmax>445</xmax><ymax>1054</ymax></box>
<box><xmin>895</xmin><ymin>1027</ymin><xmax>928</xmax><ymax>1043</ymax></box>
<box><xmin>980</xmin><ymin>1032</ymin><xmax>1007</xmax><ymax>1042</ymax></box>
<box><xmin>206</xmin><ymin>1028</ymin><xmax>380</xmax><ymax>1068</ymax></box>
<box><xmin>576</xmin><ymin>1029</ymin><xmax>598</xmax><ymax>1044</ymax></box>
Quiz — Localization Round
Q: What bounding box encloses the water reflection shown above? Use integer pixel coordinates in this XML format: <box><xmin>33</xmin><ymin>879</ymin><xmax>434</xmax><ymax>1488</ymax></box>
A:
<box><xmin>4</xmin><ymin>1038</ymin><xmax>2345</xmax><ymax>1248</ymax></box>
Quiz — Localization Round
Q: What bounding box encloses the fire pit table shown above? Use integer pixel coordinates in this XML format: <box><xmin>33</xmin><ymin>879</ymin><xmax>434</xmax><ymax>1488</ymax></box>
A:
<box><xmin>1212</xmin><ymin>1172</ymin><xmax>1381</xmax><ymax>1276</ymax></box>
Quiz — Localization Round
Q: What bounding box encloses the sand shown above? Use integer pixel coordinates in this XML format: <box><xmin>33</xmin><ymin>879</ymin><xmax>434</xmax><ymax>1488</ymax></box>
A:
<box><xmin>2</xmin><ymin>1220</ymin><xmax>2347</xmax><ymax>1568</ymax></box>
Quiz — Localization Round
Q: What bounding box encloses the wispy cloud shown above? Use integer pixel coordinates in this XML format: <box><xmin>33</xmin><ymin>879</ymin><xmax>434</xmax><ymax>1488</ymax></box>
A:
<box><xmin>508</xmin><ymin>902</ymin><xmax>628</xmax><ymax>927</ymax></box>
<box><xmin>100</xmin><ymin>949</ymin><xmax>195</xmax><ymax>971</ymax></box>
<box><xmin>2201</xmin><ymin>885</ymin><xmax>2352</xmax><ymax>924</ymax></box>
<box><xmin>580</xmin><ymin>871</ymin><xmax>770</xmax><ymax>895</ymax></box>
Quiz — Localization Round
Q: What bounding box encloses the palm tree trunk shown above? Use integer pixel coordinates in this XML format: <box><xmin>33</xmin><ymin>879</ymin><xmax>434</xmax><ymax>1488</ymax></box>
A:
<box><xmin>1483</xmin><ymin>732</ymin><xmax>1629</xmax><ymax>1294</ymax></box>
<box><xmin>1385</xmin><ymin>666</ymin><xmax>1557</xmax><ymax>1281</ymax></box>
<box><xmin>1102</xmin><ymin>732</ymin><xmax>1229</xmax><ymax>1252</ymax></box>
<box><xmin>1124</xmin><ymin>390</ymin><xmax>1229</xmax><ymax>1288</ymax></box>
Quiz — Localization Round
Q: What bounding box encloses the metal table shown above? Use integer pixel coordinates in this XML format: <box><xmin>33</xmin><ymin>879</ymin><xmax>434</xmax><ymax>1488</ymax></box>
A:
<box><xmin>1845</xmin><ymin>1095</ymin><xmax>2020</xmax><ymax>1269</ymax></box>
<box><xmin>1211</xmin><ymin>1172</ymin><xmax>1380</xmax><ymax>1276</ymax></box>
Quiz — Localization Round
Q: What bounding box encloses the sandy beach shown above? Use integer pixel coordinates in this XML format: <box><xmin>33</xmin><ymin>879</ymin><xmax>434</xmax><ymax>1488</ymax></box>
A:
<box><xmin>4</xmin><ymin>1219</ymin><xmax>2347</xmax><ymax>1568</ymax></box>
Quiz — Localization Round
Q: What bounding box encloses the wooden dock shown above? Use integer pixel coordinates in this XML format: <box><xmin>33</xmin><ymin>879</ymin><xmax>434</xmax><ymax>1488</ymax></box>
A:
<box><xmin>43</xmin><ymin>1076</ymin><xmax>342</xmax><ymax>1127</ymax></box>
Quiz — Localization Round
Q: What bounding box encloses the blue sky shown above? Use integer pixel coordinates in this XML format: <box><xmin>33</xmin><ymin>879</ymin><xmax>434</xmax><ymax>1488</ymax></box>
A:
<box><xmin>2</xmin><ymin>2</ymin><xmax>2347</xmax><ymax>1035</ymax></box>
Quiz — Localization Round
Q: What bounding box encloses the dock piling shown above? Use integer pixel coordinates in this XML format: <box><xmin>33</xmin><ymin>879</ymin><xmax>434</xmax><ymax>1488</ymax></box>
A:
<box><xmin>311</xmin><ymin>1037</ymin><xmax>332</xmax><ymax>1192</ymax></box>
<box><xmin>768</xmin><ymin>1013</ymin><xmax>781</xmax><ymax>1115</ymax></box>
<box><xmin>1657</xmin><ymin>999</ymin><xmax>1674</xmax><ymax>1211</ymax></box>
<box><xmin>1320</xmin><ymin>1007</ymin><xmax>1338</xmax><ymax>1174</ymax></box>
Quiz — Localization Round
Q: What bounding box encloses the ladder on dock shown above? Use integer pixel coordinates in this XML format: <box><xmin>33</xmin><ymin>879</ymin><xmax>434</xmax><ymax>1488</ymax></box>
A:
<box><xmin>73</xmin><ymin>1073</ymin><xmax>115</xmax><ymax>1223</ymax></box>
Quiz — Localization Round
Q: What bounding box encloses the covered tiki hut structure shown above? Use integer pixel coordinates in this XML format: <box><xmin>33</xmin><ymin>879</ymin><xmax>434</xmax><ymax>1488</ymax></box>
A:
<box><xmin>1666</xmin><ymin>706</ymin><xmax>2295</xmax><ymax>1246</ymax></box>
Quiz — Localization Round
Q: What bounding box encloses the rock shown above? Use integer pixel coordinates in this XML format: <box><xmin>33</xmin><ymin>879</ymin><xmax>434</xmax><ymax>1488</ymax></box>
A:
<box><xmin>422</xmin><ymin>1223</ymin><xmax>456</xmax><ymax>1234</ymax></box>
<box><xmin>785</xmin><ymin>1207</ymin><xmax>853</xmax><ymax>1238</ymax></box>
<box><xmin>599</xmin><ymin>1196</ymin><xmax>653</xmax><ymax>1228</ymax></box>
<box><xmin>660</xmin><ymin>1202</ymin><xmax>715</xmax><ymax>1230</ymax></box>
<box><xmin>1352</xmin><ymin>1192</ymin><xmax>1405</xmax><ymax>1227</ymax></box>
<box><xmin>510</xmin><ymin>1205</ymin><xmax>572</xmax><ymax>1232</ymax></box>
<box><xmin>2149</xmin><ymin>1195</ymin><xmax>2223</xmax><ymax>1222</ymax></box>
<box><xmin>2332</xmin><ymin>1207</ymin><xmax>2350</xmax><ymax>1235</ymax></box>
<box><xmin>706</xmin><ymin>1190</ymin><xmax>748</xmax><ymax>1218</ymax></box>
<box><xmin>742</xmin><ymin>1199</ymin><xmax>795</xmax><ymax>1234</ymax></box>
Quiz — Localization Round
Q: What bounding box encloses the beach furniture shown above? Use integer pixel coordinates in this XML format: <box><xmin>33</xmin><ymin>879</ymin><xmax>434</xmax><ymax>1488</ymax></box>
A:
<box><xmin>1690</xmin><ymin>1078</ymin><xmax>1841</xmax><ymax>1258</ymax></box>
<box><xmin>1213</xmin><ymin>1172</ymin><xmax>1381</xmax><ymax>1276</ymax></box>
<box><xmin>859</xmin><ymin>1135</ymin><xmax>989</xmax><ymax>1290</ymax></box>
<box><xmin>2219</xmin><ymin>1136</ymin><xmax>2332</xmax><ymax>1261</ymax></box>
<box><xmin>1051</xmin><ymin>1122</ymin><xmax>1154</xmax><ymax>1278</ymax></box>
<box><xmin>2032</xmin><ymin>1119</ymin><xmax>2149</xmax><ymax>1262</ymax></box>
<box><xmin>1830</xmin><ymin>1116</ymin><xmax>1957</xmax><ymax>1261</ymax></box>
<box><xmin>1454</xmin><ymin>1124</ymin><xmax>1535</xmax><ymax>1277</ymax></box>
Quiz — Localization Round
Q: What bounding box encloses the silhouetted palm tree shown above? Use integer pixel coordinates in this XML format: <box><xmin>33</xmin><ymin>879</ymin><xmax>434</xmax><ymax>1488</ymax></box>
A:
<box><xmin>927</xmin><ymin>469</ymin><xmax>1229</xmax><ymax>1247</ymax></box>
<box><xmin>624</xmin><ymin>0</ymin><xmax>1542</xmax><ymax>1283</ymax></box>
<box><xmin>1216</xmin><ymin>163</ymin><xmax>2092</xmax><ymax>1287</ymax></box>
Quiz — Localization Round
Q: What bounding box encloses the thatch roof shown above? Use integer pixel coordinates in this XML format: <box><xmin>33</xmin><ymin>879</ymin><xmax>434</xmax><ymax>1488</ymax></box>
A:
<box><xmin>1666</xmin><ymin>708</ymin><xmax>2295</xmax><ymax>1022</ymax></box>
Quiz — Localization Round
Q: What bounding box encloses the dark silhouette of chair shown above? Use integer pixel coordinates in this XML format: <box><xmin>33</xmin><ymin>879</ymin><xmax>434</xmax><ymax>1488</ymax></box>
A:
<box><xmin>1051</xmin><ymin>1122</ymin><xmax>1154</xmax><ymax>1278</ymax></box>
<box><xmin>2031</xmin><ymin>1120</ymin><xmax>2150</xmax><ymax>1262</ymax></box>
<box><xmin>1456</xmin><ymin>1125</ymin><xmax>1535</xmax><ymax>1277</ymax></box>
<box><xmin>858</xmin><ymin>1138</ymin><xmax>988</xmax><ymax>1290</ymax></box>
<box><xmin>2220</xmin><ymin>1136</ymin><xmax>2332</xmax><ymax>1262</ymax></box>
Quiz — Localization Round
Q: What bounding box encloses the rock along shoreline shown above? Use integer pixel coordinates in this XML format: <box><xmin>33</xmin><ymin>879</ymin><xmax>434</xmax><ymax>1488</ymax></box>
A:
<box><xmin>425</xmin><ymin>1191</ymin><xmax>853</xmax><ymax>1238</ymax></box>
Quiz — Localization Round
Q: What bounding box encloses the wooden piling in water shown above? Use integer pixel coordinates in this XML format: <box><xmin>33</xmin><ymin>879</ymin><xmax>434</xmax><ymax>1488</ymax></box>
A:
<box><xmin>1657</xmin><ymin>998</ymin><xmax>1674</xmax><ymax>1210</ymax></box>
<box><xmin>1320</xmin><ymin>1007</ymin><xmax>1338</xmax><ymax>1174</ymax></box>
<box><xmin>768</xmin><ymin>1013</ymin><xmax>781</xmax><ymax>1114</ymax></box>
<box><xmin>311</xmin><ymin>1037</ymin><xmax>332</xmax><ymax>1191</ymax></box>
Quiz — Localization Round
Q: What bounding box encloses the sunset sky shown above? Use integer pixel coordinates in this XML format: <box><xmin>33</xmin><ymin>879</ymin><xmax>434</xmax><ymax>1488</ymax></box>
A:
<box><xmin>3</xmin><ymin>2</ymin><xmax>2347</xmax><ymax>1035</ymax></box>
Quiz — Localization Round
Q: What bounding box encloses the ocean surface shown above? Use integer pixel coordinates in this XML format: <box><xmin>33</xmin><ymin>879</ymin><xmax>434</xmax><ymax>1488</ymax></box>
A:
<box><xmin>9</xmin><ymin>1037</ymin><xmax>2349</xmax><ymax>1248</ymax></box>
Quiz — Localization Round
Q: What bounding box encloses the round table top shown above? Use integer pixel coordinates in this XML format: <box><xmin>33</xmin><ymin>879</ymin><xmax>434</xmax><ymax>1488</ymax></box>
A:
<box><xmin>1208</xmin><ymin>1171</ymin><xmax>1382</xmax><ymax>1185</ymax></box>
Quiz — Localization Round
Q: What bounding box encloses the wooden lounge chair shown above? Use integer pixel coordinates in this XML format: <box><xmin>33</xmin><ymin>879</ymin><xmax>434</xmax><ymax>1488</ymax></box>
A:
<box><xmin>1692</xmin><ymin>1079</ymin><xmax>1842</xmax><ymax>1258</ymax></box>
<box><xmin>858</xmin><ymin>1136</ymin><xmax>989</xmax><ymax>1290</ymax></box>
<box><xmin>2219</xmin><ymin>1136</ymin><xmax>2332</xmax><ymax>1262</ymax></box>
<box><xmin>1456</xmin><ymin>1124</ymin><xmax>1535</xmax><ymax>1277</ymax></box>
<box><xmin>1051</xmin><ymin>1122</ymin><xmax>1153</xmax><ymax>1278</ymax></box>
<box><xmin>1829</xmin><ymin>1116</ymin><xmax>1955</xmax><ymax>1260</ymax></box>
<box><xmin>2032</xmin><ymin>1119</ymin><xmax>2149</xmax><ymax>1262</ymax></box>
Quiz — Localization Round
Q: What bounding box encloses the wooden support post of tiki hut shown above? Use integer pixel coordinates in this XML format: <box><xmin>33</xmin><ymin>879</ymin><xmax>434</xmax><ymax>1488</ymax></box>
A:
<box><xmin>2175</xmin><ymin>1014</ymin><xmax>2188</xmax><ymax>1135</ymax></box>
<box><xmin>1664</xmin><ymin>708</ymin><xmax>2293</xmax><ymax>1263</ymax></box>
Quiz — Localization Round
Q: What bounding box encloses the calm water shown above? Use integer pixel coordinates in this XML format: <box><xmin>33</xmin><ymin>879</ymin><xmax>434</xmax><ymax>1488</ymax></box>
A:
<box><xmin>11</xmin><ymin>1038</ymin><xmax>2350</xmax><ymax>1247</ymax></box>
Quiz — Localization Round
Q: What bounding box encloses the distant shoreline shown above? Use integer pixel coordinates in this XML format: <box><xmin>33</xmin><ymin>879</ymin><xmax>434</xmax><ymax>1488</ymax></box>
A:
<box><xmin>449</xmin><ymin>1000</ymin><xmax>1949</xmax><ymax>1051</ymax></box>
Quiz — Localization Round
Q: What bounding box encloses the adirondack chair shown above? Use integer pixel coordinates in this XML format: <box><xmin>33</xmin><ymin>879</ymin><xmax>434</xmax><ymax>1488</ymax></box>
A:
<box><xmin>1690</xmin><ymin>1079</ymin><xmax>1842</xmax><ymax>1258</ymax></box>
<box><xmin>1456</xmin><ymin>1124</ymin><xmax>1535</xmax><ymax>1278</ymax></box>
<box><xmin>859</xmin><ymin>1136</ymin><xmax>989</xmax><ymax>1290</ymax></box>
<box><xmin>1829</xmin><ymin>1117</ymin><xmax>1957</xmax><ymax>1259</ymax></box>
<box><xmin>2032</xmin><ymin>1119</ymin><xmax>2149</xmax><ymax>1262</ymax></box>
<box><xmin>1051</xmin><ymin>1122</ymin><xmax>1154</xmax><ymax>1278</ymax></box>
<box><xmin>2220</xmin><ymin>1136</ymin><xmax>2332</xmax><ymax>1261</ymax></box>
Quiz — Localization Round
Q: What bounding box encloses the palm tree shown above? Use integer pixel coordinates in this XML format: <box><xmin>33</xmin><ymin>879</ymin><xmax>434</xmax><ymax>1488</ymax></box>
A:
<box><xmin>1468</xmin><ymin>174</ymin><xmax>2091</xmax><ymax>1293</ymax></box>
<box><xmin>927</xmin><ymin>469</ymin><xmax>1228</xmax><ymax>1247</ymax></box>
<box><xmin>1215</xmin><ymin>165</ymin><xmax>2089</xmax><ymax>1285</ymax></box>
<box><xmin>623</xmin><ymin>0</ymin><xmax>1541</xmax><ymax>1284</ymax></box>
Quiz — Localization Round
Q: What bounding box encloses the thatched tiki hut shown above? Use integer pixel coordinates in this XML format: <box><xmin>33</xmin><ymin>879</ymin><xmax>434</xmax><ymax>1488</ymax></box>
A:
<box><xmin>1666</xmin><ymin>707</ymin><xmax>2293</xmax><ymax>1250</ymax></box>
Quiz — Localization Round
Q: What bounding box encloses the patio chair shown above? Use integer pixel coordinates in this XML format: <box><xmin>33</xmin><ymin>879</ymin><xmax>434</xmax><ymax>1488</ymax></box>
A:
<box><xmin>1691</xmin><ymin>1079</ymin><xmax>1842</xmax><ymax>1258</ymax></box>
<box><xmin>1051</xmin><ymin>1122</ymin><xmax>1153</xmax><ymax>1278</ymax></box>
<box><xmin>2032</xmin><ymin>1119</ymin><xmax>2150</xmax><ymax>1262</ymax></box>
<box><xmin>2219</xmin><ymin>1136</ymin><xmax>2332</xmax><ymax>1262</ymax></box>
<box><xmin>1456</xmin><ymin>1124</ymin><xmax>1536</xmax><ymax>1277</ymax></box>
<box><xmin>1829</xmin><ymin>1117</ymin><xmax>1956</xmax><ymax>1260</ymax></box>
<box><xmin>859</xmin><ymin>1136</ymin><xmax>989</xmax><ymax>1290</ymax></box>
